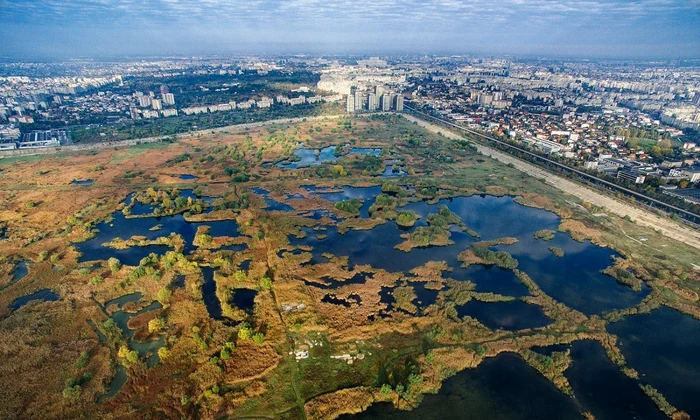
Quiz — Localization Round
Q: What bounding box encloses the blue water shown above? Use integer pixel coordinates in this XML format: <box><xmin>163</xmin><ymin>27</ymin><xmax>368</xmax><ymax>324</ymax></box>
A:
<box><xmin>381</xmin><ymin>165</ymin><xmax>407</xmax><ymax>177</ymax></box>
<box><xmin>321</xmin><ymin>293</ymin><xmax>362</xmax><ymax>307</ymax></box>
<box><xmin>11</xmin><ymin>260</ymin><xmax>30</xmax><ymax>283</ymax></box>
<box><xmin>179</xmin><ymin>174</ymin><xmax>198</xmax><ymax>180</ymax></box>
<box><xmin>456</xmin><ymin>300</ymin><xmax>552</xmax><ymax>331</ymax></box>
<box><xmin>100</xmin><ymin>365</ymin><xmax>127</xmax><ymax>402</ymax></box>
<box><xmin>277</xmin><ymin>146</ymin><xmax>381</xmax><ymax>168</ymax></box>
<box><xmin>302</xmin><ymin>185</ymin><xmax>382</xmax><ymax>218</ymax></box>
<box><xmin>231</xmin><ymin>288</ymin><xmax>257</xmax><ymax>312</ymax></box>
<box><xmin>565</xmin><ymin>340</ymin><xmax>665</xmax><ymax>420</ymax></box>
<box><xmin>75</xmin><ymin>196</ymin><xmax>242</xmax><ymax>266</ymax></box>
<box><xmin>104</xmin><ymin>292</ymin><xmax>143</xmax><ymax>309</ymax></box>
<box><xmin>250</xmin><ymin>187</ymin><xmax>295</xmax><ymax>212</ymax></box>
<box><xmin>451</xmin><ymin>265</ymin><xmax>530</xmax><ymax>297</ymax></box>
<box><xmin>496</xmin><ymin>232</ymin><xmax>647</xmax><ymax>315</ymax></box>
<box><xmin>71</xmin><ymin>179</ymin><xmax>93</xmax><ymax>185</ymax></box>
<box><xmin>607</xmin><ymin>307</ymin><xmax>700</xmax><ymax>418</ymax></box>
<box><xmin>344</xmin><ymin>353</ymin><xmax>582</xmax><ymax>419</ymax></box>
<box><xmin>10</xmin><ymin>288</ymin><xmax>60</xmax><ymax>310</ymax></box>
<box><xmin>202</xmin><ymin>267</ymin><xmax>222</xmax><ymax>320</ymax></box>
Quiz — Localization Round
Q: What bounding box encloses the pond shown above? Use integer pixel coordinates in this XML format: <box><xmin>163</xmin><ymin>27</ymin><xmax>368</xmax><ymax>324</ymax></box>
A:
<box><xmin>456</xmin><ymin>300</ymin><xmax>552</xmax><ymax>331</ymax></box>
<box><xmin>10</xmin><ymin>288</ymin><xmax>60</xmax><ymax>310</ymax></box>
<box><xmin>99</xmin><ymin>365</ymin><xmax>127</xmax><ymax>402</ymax></box>
<box><xmin>11</xmin><ymin>260</ymin><xmax>30</xmax><ymax>283</ymax></box>
<box><xmin>496</xmin><ymin>232</ymin><xmax>649</xmax><ymax>315</ymax></box>
<box><xmin>202</xmin><ymin>267</ymin><xmax>222</xmax><ymax>320</ymax></box>
<box><xmin>76</xmin><ymin>195</ymin><xmax>243</xmax><ymax>266</ymax></box>
<box><xmin>451</xmin><ymin>265</ymin><xmax>529</xmax><ymax>297</ymax></box>
<box><xmin>277</xmin><ymin>146</ymin><xmax>381</xmax><ymax>169</ymax></box>
<box><xmin>105</xmin><ymin>292</ymin><xmax>143</xmax><ymax>309</ymax></box>
<box><xmin>565</xmin><ymin>340</ymin><xmax>665</xmax><ymax>420</ymax></box>
<box><xmin>230</xmin><ymin>288</ymin><xmax>257</xmax><ymax>312</ymax></box>
<box><xmin>178</xmin><ymin>174</ymin><xmax>198</xmax><ymax>180</ymax></box>
<box><xmin>98</xmin><ymin>292</ymin><xmax>164</xmax><ymax>401</ymax></box>
<box><xmin>321</xmin><ymin>293</ymin><xmax>361</xmax><ymax>307</ymax></box>
<box><xmin>303</xmin><ymin>185</ymin><xmax>382</xmax><ymax>218</ymax></box>
<box><xmin>250</xmin><ymin>187</ymin><xmax>295</xmax><ymax>212</ymax></box>
<box><xmin>290</xmin><ymin>191</ymin><xmax>648</xmax><ymax>316</ymax></box>
<box><xmin>71</xmin><ymin>179</ymin><xmax>94</xmax><ymax>185</ymax></box>
<box><xmin>607</xmin><ymin>307</ymin><xmax>700</xmax><ymax>418</ymax></box>
<box><xmin>344</xmin><ymin>353</ymin><xmax>581</xmax><ymax>419</ymax></box>
<box><xmin>380</xmin><ymin>165</ymin><xmax>407</xmax><ymax>177</ymax></box>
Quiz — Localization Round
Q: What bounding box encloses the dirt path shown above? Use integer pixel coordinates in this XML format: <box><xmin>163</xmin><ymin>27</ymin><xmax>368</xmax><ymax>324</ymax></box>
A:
<box><xmin>404</xmin><ymin>114</ymin><xmax>700</xmax><ymax>250</ymax></box>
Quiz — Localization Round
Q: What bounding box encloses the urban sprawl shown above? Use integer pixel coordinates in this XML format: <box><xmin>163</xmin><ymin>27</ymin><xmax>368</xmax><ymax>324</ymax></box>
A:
<box><xmin>0</xmin><ymin>56</ymin><xmax>699</xmax><ymax>207</ymax></box>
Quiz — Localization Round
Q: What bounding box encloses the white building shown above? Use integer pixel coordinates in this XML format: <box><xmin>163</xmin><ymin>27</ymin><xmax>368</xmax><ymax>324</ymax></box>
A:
<box><xmin>162</xmin><ymin>93</ymin><xmax>175</xmax><ymax>105</ymax></box>
<box><xmin>346</xmin><ymin>94</ymin><xmax>355</xmax><ymax>113</ymax></box>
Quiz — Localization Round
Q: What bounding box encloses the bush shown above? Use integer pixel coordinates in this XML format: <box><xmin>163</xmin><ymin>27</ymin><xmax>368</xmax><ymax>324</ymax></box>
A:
<box><xmin>157</xmin><ymin>347</ymin><xmax>170</xmax><ymax>360</ymax></box>
<box><xmin>108</xmin><ymin>257</ymin><xmax>121</xmax><ymax>272</ymax></box>
<box><xmin>75</xmin><ymin>351</ymin><xmax>90</xmax><ymax>369</ymax></box>
<box><xmin>259</xmin><ymin>276</ymin><xmax>272</xmax><ymax>290</ymax></box>
<box><xmin>157</xmin><ymin>287</ymin><xmax>172</xmax><ymax>306</ymax></box>
<box><xmin>148</xmin><ymin>318</ymin><xmax>166</xmax><ymax>333</ymax></box>
<box><xmin>380</xmin><ymin>383</ymin><xmax>392</xmax><ymax>395</ymax></box>
<box><xmin>252</xmin><ymin>332</ymin><xmax>265</xmax><ymax>345</ymax></box>
<box><xmin>238</xmin><ymin>323</ymin><xmax>253</xmax><ymax>340</ymax></box>
<box><xmin>62</xmin><ymin>385</ymin><xmax>81</xmax><ymax>401</ymax></box>
<box><xmin>334</xmin><ymin>198</ymin><xmax>362</xmax><ymax>215</ymax></box>
<box><xmin>396</xmin><ymin>210</ymin><xmax>418</xmax><ymax>227</ymax></box>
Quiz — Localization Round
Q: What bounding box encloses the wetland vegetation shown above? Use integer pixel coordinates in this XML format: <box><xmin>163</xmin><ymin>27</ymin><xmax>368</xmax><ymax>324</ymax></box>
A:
<box><xmin>0</xmin><ymin>114</ymin><xmax>698</xmax><ymax>419</ymax></box>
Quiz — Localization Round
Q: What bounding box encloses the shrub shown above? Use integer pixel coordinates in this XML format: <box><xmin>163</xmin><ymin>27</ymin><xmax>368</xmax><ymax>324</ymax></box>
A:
<box><xmin>148</xmin><ymin>318</ymin><xmax>166</xmax><ymax>333</ymax></box>
<box><xmin>252</xmin><ymin>332</ymin><xmax>265</xmax><ymax>345</ymax></box>
<box><xmin>259</xmin><ymin>276</ymin><xmax>272</xmax><ymax>290</ymax></box>
<box><xmin>75</xmin><ymin>351</ymin><xmax>90</xmax><ymax>369</ymax></box>
<box><xmin>157</xmin><ymin>287</ymin><xmax>172</xmax><ymax>306</ymax></box>
<box><xmin>237</xmin><ymin>323</ymin><xmax>253</xmax><ymax>340</ymax></box>
<box><xmin>334</xmin><ymin>198</ymin><xmax>362</xmax><ymax>215</ymax></box>
<box><xmin>157</xmin><ymin>347</ymin><xmax>170</xmax><ymax>360</ymax></box>
<box><xmin>62</xmin><ymin>385</ymin><xmax>81</xmax><ymax>401</ymax></box>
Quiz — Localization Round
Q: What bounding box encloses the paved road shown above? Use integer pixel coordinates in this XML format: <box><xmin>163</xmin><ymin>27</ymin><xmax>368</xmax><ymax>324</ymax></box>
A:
<box><xmin>404</xmin><ymin>114</ymin><xmax>700</xmax><ymax>250</ymax></box>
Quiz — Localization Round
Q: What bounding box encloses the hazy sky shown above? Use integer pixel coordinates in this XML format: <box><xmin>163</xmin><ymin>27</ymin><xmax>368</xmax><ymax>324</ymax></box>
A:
<box><xmin>0</xmin><ymin>0</ymin><xmax>699</xmax><ymax>59</ymax></box>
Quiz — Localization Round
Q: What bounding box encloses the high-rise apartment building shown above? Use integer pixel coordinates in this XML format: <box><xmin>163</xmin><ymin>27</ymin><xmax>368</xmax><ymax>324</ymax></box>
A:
<box><xmin>354</xmin><ymin>90</ymin><xmax>364</xmax><ymax>111</ymax></box>
<box><xmin>346</xmin><ymin>94</ymin><xmax>355</xmax><ymax>113</ymax></box>
<box><xmin>394</xmin><ymin>95</ymin><xmax>404</xmax><ymax>111</ymax></box>
<box><xmin>368</xmin><ymin>93</ymin><xmax>379</xmax><ymax>111</ymax></box>
<box><xmin>381</xmin><ymin>94</ymin><xmax>392</xmax><ymax>111</ymax></box>
<box><xmin>162</xmin><ymin>93</ymin><xmax>175</xmax><ymax>105</ymax></box>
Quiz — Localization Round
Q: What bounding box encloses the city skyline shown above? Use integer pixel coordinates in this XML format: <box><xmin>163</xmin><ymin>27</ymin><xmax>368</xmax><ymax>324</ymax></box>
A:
<box><xmin>1</xmin><ymin>0</ymin><xmax>699</xmax><ymax>59</ymax></box>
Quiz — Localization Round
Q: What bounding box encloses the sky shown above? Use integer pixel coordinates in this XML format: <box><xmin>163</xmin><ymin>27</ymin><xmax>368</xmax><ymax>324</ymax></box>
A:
<box><xmin>0</xmin><ymin>0</ymin><xmax>699</xmax><ymax>59</ymax></box>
